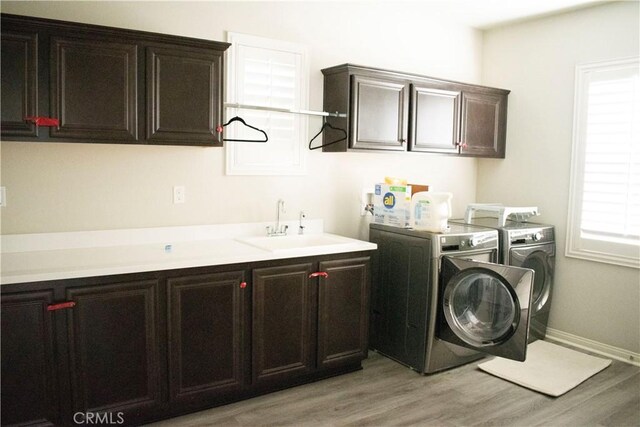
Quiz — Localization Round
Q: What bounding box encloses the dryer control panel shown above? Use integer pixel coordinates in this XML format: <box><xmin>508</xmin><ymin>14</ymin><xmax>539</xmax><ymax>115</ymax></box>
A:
<box><xmin>508</xmin><ymin>226</ymin><xmax>555</xmax><ymax>245</ymax></box>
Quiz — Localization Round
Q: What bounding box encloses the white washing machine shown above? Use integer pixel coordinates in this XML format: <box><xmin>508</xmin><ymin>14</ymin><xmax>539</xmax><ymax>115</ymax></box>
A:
<box><xmin>369</xmin><ymin>223</ymin><xmax>536</xmax><ymax>375</ymax></box>
<box><xmin>451</xmin><ymin>205</ymin><xmax>555</xmax><ymax>341</ymax></box>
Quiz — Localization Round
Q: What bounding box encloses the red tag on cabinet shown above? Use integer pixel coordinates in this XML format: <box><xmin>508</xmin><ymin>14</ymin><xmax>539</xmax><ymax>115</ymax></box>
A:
<box><xmin>47</xmin><ymin>301</ymin><xmax>76</xmax><ymax>311</ymax></box>
<box><xmin>308</xmin><ymin>272</ymin><xmax>329</xmax><ymax>279</ymax></box>
<box><xmin>24</xmin><ymin>116</ymin><xmax>60</xmax><ymax>127</ymax></box>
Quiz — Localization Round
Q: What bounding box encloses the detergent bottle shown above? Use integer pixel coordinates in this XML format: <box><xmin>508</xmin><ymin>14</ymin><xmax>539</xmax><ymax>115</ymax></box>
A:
<box><xmin>411</xmin><ymin>192</ymin><xmax>453</xmax><ymax>232</ymax></box>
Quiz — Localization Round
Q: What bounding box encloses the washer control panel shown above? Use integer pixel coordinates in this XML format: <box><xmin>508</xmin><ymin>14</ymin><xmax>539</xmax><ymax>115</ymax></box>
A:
<box><xmin>440</xmin><ymin>231</ymin><xmax>498</xmax><ymax>252</ymax></box>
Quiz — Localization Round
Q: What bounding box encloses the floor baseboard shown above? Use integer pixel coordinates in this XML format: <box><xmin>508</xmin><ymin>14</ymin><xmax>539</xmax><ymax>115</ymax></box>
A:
<box><xmin>545</xmin><ymin>327</ymin><xmax>640</xmax><ymax>367</ymax></box>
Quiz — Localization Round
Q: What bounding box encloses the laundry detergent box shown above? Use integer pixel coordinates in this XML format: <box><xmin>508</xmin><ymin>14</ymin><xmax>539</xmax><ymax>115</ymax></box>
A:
<box><xmin>373</xmin><ymin>183</ymin><xmax>412</xmax><ymax>227</ymax></box>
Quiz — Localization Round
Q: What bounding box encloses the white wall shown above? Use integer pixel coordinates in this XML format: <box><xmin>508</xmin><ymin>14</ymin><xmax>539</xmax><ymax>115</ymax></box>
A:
<box><xmin>0</xmin><ymin>1</ymin><xmax>482</xmax><ymax>239</ymax></box>
<box><xmin>479</xmin><ymin>1</ymin><xmax>640</xmax><ymax>354</ymax></box>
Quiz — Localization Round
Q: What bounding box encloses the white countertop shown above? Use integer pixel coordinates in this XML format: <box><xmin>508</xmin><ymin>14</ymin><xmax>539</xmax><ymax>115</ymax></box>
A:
<box><xmin>0</xmin><ymin>220</ymin><xmax>377</xmax><ymax>285</ymax></box>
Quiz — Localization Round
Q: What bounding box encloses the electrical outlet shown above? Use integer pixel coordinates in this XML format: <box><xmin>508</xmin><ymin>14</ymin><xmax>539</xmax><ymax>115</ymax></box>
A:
<box><xmin>0</xmin><ymin>187</ymin><xmax>6</xmax><ymax>207</ymax></box>
<box><xmin>173</xmin><ymin>186</ymin><xmax>185</xmax><ymax>204</ymax></box>
<box><xmin>360</xmin><ymin>188</ymin><xmax>374</xmax><ymax>216</ymax></box>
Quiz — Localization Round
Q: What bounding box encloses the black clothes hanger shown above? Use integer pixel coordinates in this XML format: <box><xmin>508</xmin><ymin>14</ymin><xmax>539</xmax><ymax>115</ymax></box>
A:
<box><xmin>217</xmin><ymin>116</ymin><xmax>269</xmax><ymax>143</ymax></box>
<box><xmin>308</xmin><ymin>117</ymin><xmax>347</xmax><ymax>150</ymax></box>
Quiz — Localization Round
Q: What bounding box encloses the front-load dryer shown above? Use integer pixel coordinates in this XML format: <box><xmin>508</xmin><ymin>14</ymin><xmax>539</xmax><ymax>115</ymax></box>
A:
<box><xmin>369</xmin><ymin>223</ymin><xmax>535</xmax><ymax>375</ymax></box>
<box><xmin>450</xmin><ymin>214</ymin><xmax>555</xmax><ymax>342</ymax></box>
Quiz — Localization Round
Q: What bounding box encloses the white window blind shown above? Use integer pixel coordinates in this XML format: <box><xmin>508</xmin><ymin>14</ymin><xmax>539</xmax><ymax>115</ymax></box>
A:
<box><xmin>225</xmin><ymin>33</ymin><xmax>308</xmax><ymax>175</ymax></box>
<box><xmin>566</xmin><ymin>57</ymin><xmax>640</xmax><ymax>268</ymax></box>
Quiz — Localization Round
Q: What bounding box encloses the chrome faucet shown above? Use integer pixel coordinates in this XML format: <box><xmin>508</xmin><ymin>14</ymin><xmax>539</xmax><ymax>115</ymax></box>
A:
<box><xmin>266</xmin><ymin>199</ymin><xmax>288</xmax><ymax>236</ymax></box>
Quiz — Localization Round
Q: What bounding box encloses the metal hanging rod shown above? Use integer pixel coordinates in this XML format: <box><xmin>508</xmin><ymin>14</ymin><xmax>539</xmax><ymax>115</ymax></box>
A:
<box><xmin>224</xmin><ymin>102</ymin><xmax>347</xmax><ymax>118</ymax></box>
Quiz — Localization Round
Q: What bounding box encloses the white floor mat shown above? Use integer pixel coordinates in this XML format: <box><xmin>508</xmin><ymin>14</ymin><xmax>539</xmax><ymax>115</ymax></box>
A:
<box><xmin>477</xmin><ymin>340</ymin><xmax>611</xmax><ymax>397</ymax></box>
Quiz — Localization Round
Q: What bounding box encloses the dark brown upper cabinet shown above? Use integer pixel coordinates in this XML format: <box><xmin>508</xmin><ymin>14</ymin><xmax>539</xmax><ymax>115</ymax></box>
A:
<box><xmin>0</xmin><ymin>13</ymin><xmax>229</xmax><ymax>146</ymax></box>
<box><xmin>50</xmin><ymin>35</ymin><xmax>139</xmax><ymax>141</ymax></box>
<box><xmin>146</xmin><ymin>45</ymin><xmax>222</xmax><ymax>145</ymax></box>
<box><xmin>322</xmin><ymin>64</ymin><xmax>509</xmax><ymax>158</ymax></box>
<box><xmin>350</xmin><ymin>75</ymin><xmax>409</xmax><ymax>151</ymax></box>
<box><xmin>0</xmin><ymin>30</ymin><xmax>39</xmax><ymax>138</ymax></box>
<box><xmin>409</xmin><ymin>83</ymin><xmax>461</xmax><ymax>154</ymax></box>
<box><xmin>459</xmin><ymin>89</ymin><xmax>507</xmax><ymax>158</ymax></box>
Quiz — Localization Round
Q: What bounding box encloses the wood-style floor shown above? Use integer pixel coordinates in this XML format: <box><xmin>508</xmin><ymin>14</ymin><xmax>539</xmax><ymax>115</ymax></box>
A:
<box><xmin>149</xmin><ymin>346</ymin><xmax>640</xmax><ymax>427</ymax></box>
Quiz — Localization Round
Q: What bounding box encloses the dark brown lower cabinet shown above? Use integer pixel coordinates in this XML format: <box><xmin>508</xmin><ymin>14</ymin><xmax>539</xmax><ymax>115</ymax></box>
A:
<box><xmin>0</xmin><ymin>252</ymin><xmax>372</xmax><ymax>426</ymax></box>
<box><xmin>1</xmin><ymin>289</ymin><xmax>59</xmax><ymax>426</ymax></box>
<box><xmin>317</xmin><ymin>258</ymin><xmax>370</xmax><ymax>369</ymax></box>
<box><xmin>167</xmin><ymin>271</ymin><xmax>248</xmax><ymax>408</ymax></box>
<box><xmin>253</xmin><ymin>257</ymin><xmax>371</xmax><ymax>385</ymax></box>
<box><xmin>65</xmin><ymin>279</ymin><xmax>163</xmax><ymax>424</ymax></box>
<box><xmin>252</xmin><ymin>263</ymin><xmax>316</xmax><ymax>386</ymax></box>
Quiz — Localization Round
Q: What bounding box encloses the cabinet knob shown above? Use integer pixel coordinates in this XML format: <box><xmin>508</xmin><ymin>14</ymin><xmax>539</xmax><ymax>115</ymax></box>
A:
<box><xmin>456</xmin><ymin>141</ymin><xmax>468</xmax><ymax>149</ymax></box>
<box><xmin>309</xmin><ymin>272</ymin><xmax>329</xmax><ymax>279</ymax></box>
<box><xmin>240</xmin><ymin>282</ymin><xmax>247</xmax><ymax>289</ymax></box>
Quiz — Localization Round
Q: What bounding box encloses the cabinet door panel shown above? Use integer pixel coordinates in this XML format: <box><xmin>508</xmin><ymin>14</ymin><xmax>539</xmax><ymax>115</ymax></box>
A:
<box><xmin>460</xmin><ymin>91</ymin><xmax>506</xmax><ymax>158</ymax></box>
<box><xmin>168</xmin><ymin>271</ymin><xmax>247</xmax><ymax>405</ymax></box>
<box><xmin>146</xmin><ymin>46</ymin><xmax>222</xmax><ymax>145</ymax></box>
<box><xmin>410</xmin><ymin>85</ymin><xmax>460</xmax><ymax>153</ymax></box>
<box><xmin>368</xmin><ymin>230</ymin><xmax>432</xmax><ymax>370</ymax></box>
<box><xmin>66</xmin><ymin>279</ymin><xmax>162</xmax><ymax>420</ymax></box>
<box><xmin>50</xmin><ymin>36</ymin><xmax>138</xmax><ymax>141</ymax></box>
<box><xmin>317</xmin><ymin>257</ymin><xmax>370</xmax><ymax>369</ymax></box>
<box><xmin>351</xmin><ymin>75</ymin><xmax>408</xmax><ymax>150</ymax></box>
<box><xmin>252</xmin><ymin>263</ymin><xmax>315</xmax><ymax>385</ymax></box>
<box><xmin>1</xmin><ymin>31</ymin><xmax>38</xmax><ymax>137</ymax></box>
<box><xmin>1</xmin><ymin>290</ymin><xmax>59</xmax><ymax>426</ymax></box>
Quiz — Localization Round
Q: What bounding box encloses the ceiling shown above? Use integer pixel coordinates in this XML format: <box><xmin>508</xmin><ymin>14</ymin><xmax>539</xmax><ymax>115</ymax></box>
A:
<box><xmin>422</xmin><ymin>0</ymin><xmax>611</xmax><ymax>29</ymax></box>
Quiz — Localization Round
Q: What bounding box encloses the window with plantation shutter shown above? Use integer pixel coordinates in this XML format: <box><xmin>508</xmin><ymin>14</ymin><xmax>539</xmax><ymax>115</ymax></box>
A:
<box><xmin>225</xmin><ymin>32</ymin><xmax>308</xmax><ymax>175</ymax></box>
<box><xmin>566</xmin><ymin>57</ymin><xmax>640</xmax><ymax>268</ymax></box>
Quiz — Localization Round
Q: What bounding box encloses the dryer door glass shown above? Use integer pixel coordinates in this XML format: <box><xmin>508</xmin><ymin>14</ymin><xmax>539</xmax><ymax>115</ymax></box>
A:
<box><xmin>439</xmin><ymin>256</ymin><xmax>534</xmax><ymax>361</ymax></box>
<box><xmin>445</xmin><ymin>271</ymin><xmax>517</xmax><ymax>344</ymax></box>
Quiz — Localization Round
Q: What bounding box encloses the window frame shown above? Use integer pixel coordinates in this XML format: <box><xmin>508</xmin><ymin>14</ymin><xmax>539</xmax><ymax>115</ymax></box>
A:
<box><xmin>224</xmin><ymin>32</ymin><xmax>309</xmax><ymax>176</ymax></box>
<box><xmin>565</xmin><ymin>56</ymin><xmax>640</xmax><ymax>269</ymax></box>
